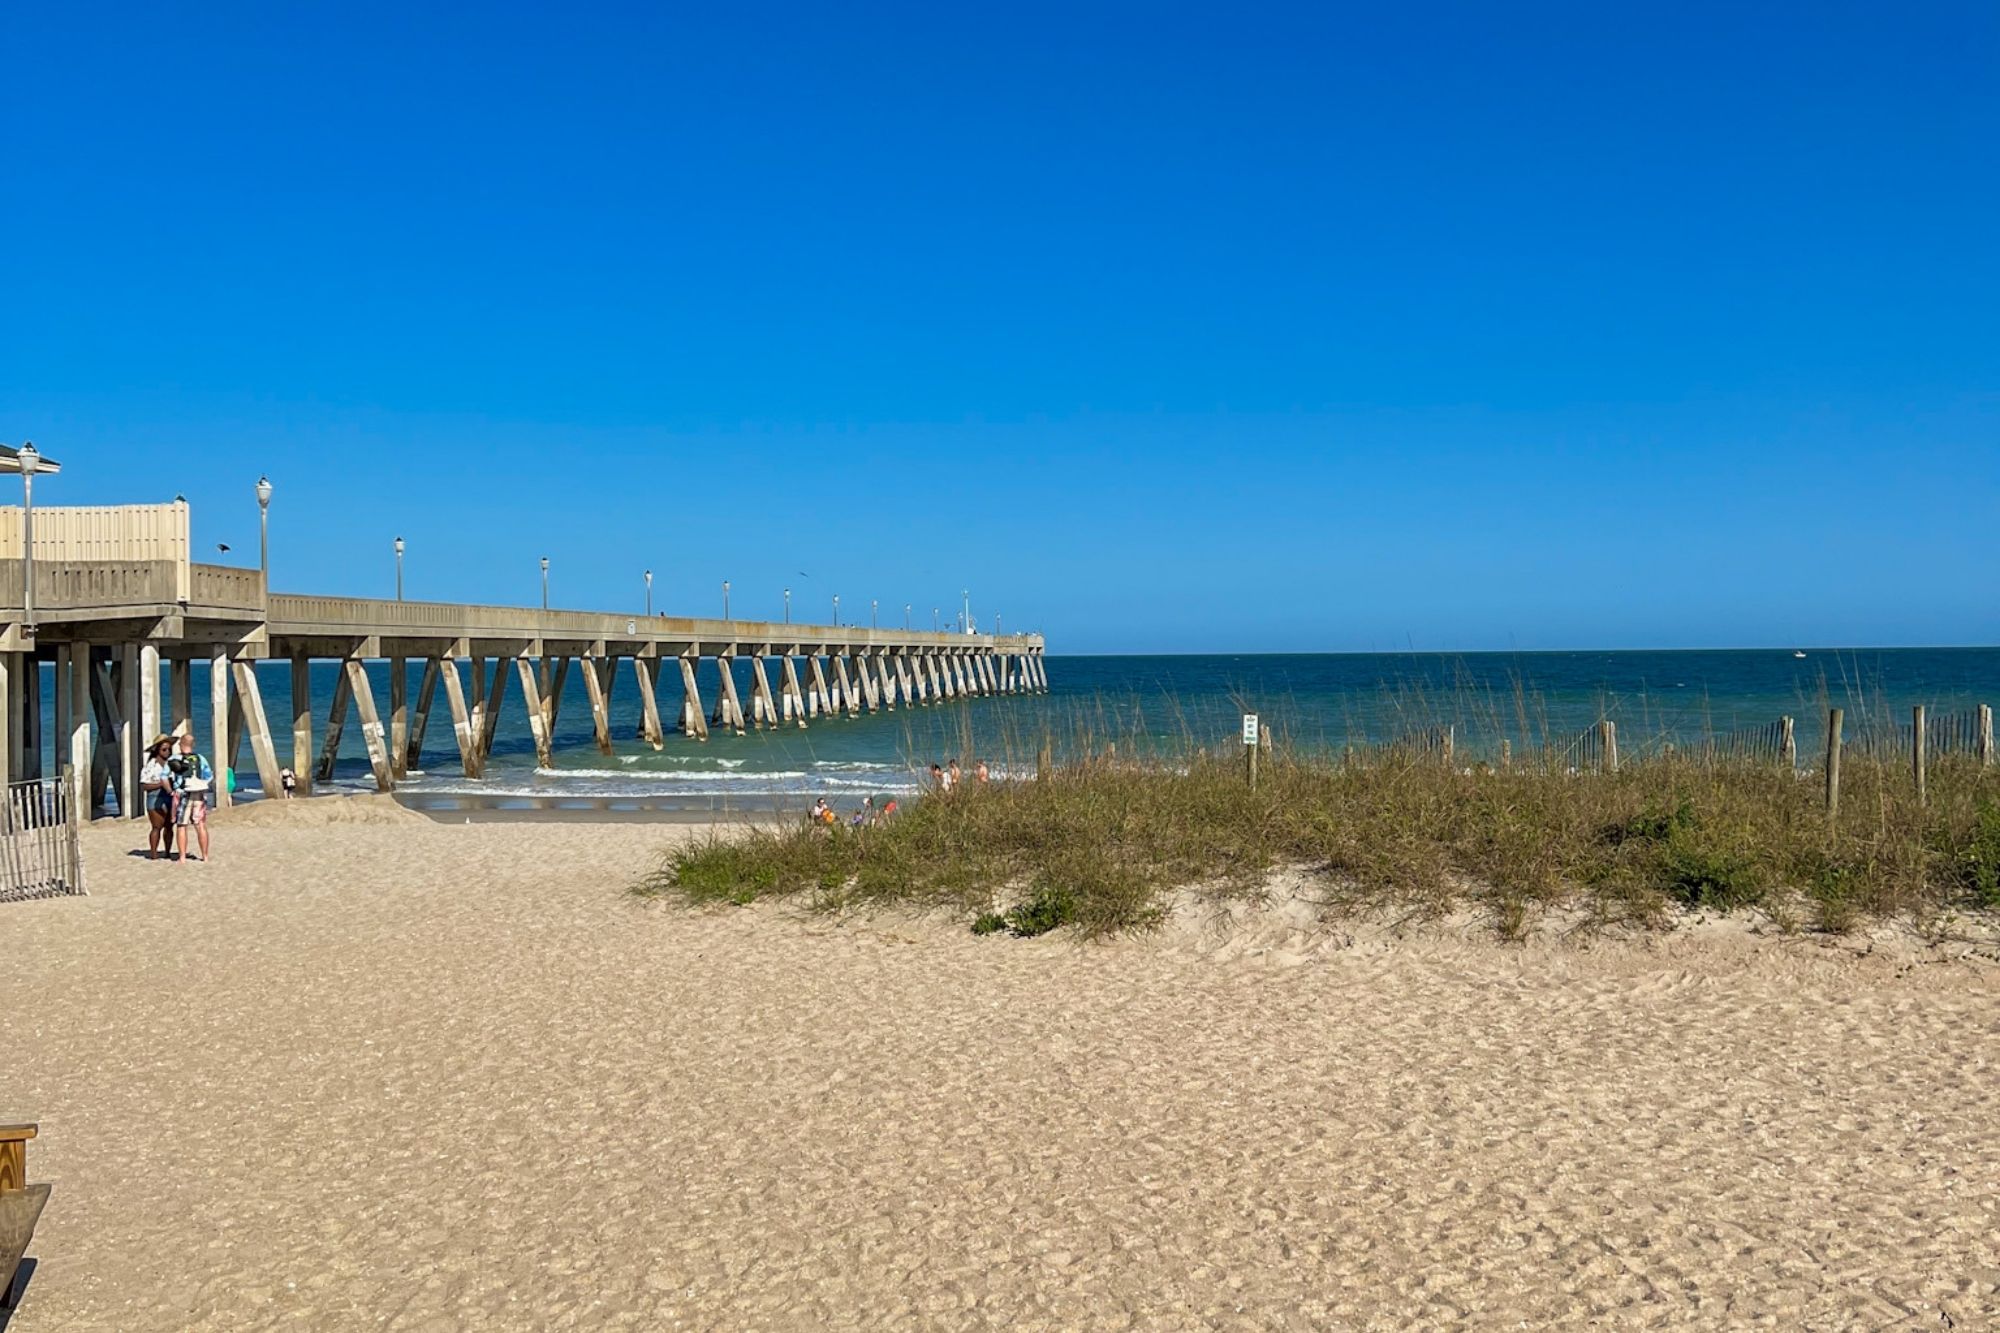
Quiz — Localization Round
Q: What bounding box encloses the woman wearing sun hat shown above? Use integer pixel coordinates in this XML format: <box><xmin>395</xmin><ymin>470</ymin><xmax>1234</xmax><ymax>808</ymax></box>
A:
<box><xmin>139</xmin><ymin>735</ymin><xmax>177</xmax><ymax>860</ymax></box>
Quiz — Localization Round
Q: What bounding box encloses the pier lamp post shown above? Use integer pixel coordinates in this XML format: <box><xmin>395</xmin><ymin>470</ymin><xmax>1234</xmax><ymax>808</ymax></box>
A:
<box><xmin>871</xmin><ymin>598</ymin><xmax>878</xmax><ymax>629</ymax></box>
<box><xmin>832</xmin><ymin>594</ymin><xmax>840</xmax><ymax>627</ymax></box>
<box><xmin>784</xmin><ymin>587</ymin><xmax>791</xmax><ymax>624</ymax></box>
<box><xmin>12</xmin><ymin>441</ymin><xmax>60</xmax><ymax>632</ymax></box>
<box><xmin>962</xmin><ymin>589</ymin><xmax>971</xmax><ymax>635</ymax></box>
<box><xmin>723</xmin><ymin>580</ymin><xmax>731</xmax><ymax>621</ymax></box>
<box><xmin>394</xmin><ymin>536</ymin><xmax>405</xmax><ymax>601</ymax></box>
<box><xmin>932</xmin><ymin>608</ymin><xmax>939</xmax><ymax>632</ymax></box>
<box><xmin>255</xmin><ymin>475</ymin><xmax>273</xmax><ymax>591</ymax></box>
<box><xmin>540</xmin><ymin>556</ymin><xmax>549</xmax><ymax>609</ymax></box>
<box><xmin>904</xmin><ymin>603</ymin><xmax>911</xmax><ymax>631</ymax></box>
<box><xmin>644</xmin><ymin>569</ymin><xmax>652</xmax><ymax>617</ymax></box>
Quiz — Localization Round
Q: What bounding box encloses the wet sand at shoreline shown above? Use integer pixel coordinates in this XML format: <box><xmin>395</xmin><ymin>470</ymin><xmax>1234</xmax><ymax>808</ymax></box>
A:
<box><xmin>4</xmin><ymin>802</ymin><xmax>1997</xmax><ymax>1329</ymax></box>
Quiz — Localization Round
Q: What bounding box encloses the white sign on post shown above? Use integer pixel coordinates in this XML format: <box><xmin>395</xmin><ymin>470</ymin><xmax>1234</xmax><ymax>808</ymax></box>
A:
<box><xmin>1242</xmin><ymin>713</ymin><xmax>1259</xmax><ymax>746</ymax></box>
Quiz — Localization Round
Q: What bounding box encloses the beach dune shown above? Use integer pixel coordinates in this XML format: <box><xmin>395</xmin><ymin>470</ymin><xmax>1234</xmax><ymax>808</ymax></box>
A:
<box><xmin>1</xmin><ymin>808</ymin><xmax>1996</xmax><ymax>1329</ymax></box>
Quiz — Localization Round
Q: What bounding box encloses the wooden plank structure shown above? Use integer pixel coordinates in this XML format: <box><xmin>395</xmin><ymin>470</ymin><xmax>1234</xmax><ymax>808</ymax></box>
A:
<box><xmin>0</xmin><ymin>1122</ymin><xmax>49</xmax><ymax>1311</ymax></box>
<box><xmin>1690</xmin><ymin>716</ymin><xmax>1797</xmax><ymax>769</ymax></box>
<box><xmin>0</xmin><ymin>500</ymin><xmax>1050</xmax><ymax>814</ymax></box>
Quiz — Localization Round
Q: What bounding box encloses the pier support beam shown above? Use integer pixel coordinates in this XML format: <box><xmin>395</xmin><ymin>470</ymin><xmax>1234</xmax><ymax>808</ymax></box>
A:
<box><xmin>316</xmin><ymin>664</ymin><xmax>352</xmax><ymax>782</ymax></box>
<box><xmin>748</xmin><ymin>655</ymin><xmax>778</xmax><ymax>729</ymax></box>
<box><xmin>290</xmin><ymin>654</ymin><xmax>312</xmax><ymax>795</ymax></box>
<box><xmin>857</xmin><ymin>654</ymin><xmax>882</xmax><ymax>712</ymax></box>
<box><xmin>344</xmin><ymin>659</ymin><xmax>394</xmax><ymax>792</ymax></box>
<box><xmin>18</xmin><ymin>652</ymin><xmax>41</xmax><ymax>781</ymax></box>
<box><xmin>65</xmin><ymin>646</ymin><xmax>91</xmax><ymax>816</ymax></box>
<box><xmin>517</xmin><ymin>658</ymin><xmax>556</xmax><ymax>769</ymax></box>
<box><xmin>807</xmin><ymin>656</ymin><xmax>831</xmax><ymax>718</ymax></box>
<box><xmin>389</xmin><ymin>655</ymin><xmax>409</xmax><ymax>780</ymax></box>
<box><xmin>896</xmin><ymin>653</ymin><xmax>919</xmax><ymax>705</ymax></box>
<box><xmin>170</xmin><ymin>656</ymin><xmax>193</xmax><ymax>737</ymax></box>
<box><xmin>832</xmin><ymin>656</ymin><xmax>859</xmax><ymax>717</ymax></box>
<box><xmin>678</xmin><ymin>655</ymin><xmax>710</xmax><ymax>740</ymax></box>
<box><xmin>539</xmin><ymin>656</ymin><xmax>570</xmax><ymax>737</ymax></box>
<box><xmin>225</xmin><ymin>684</ymin><xmax>247</xmax><ymax>780</ymax></box>
<box><xmin>407</xmin><ymin>658</ymin><xmax>440</xmax><ymax>771</ymax></box>
<box><xmin>633</xmin><ymin>658</ymin><xmax>666</xmax><ymax>749</ymax></box>
<box><xmin>436</xmin><ymin>658</ymin><xmax>482</xmax><ymax>777</ymax></box>
<box><xmin>876</xmin><ymin>655</ymin><xmax>898</xmax><ymax>710</ymax></box>
<box><xmin>0</xmin><ymin>653</ymin><xmax>11</xmax><ymax>794</ymax></box>
<box><xmin>582</xmin><ymin>655</ymin><xmax>620</xmax><ymax>755</ymax></box>
<box><xmin>712</xmin><ymin>657</ymin><xmax>747</xmax><ymax>734</ymax></box>
<box><xmin>231</xmin><ymin>661</ymin><xmax>286</xmax><ymax>800</ymax></box>
<box><xmin>477</xmin><ymin>656</ymin><xmax>512</xmax><ymax>764</ymax></box>
<box><xmin>779</xmin><ymin>656</ymin><xmax>807</xmax><ymax>728</ymax></box>
<box><xmin>117</xmin><ymin>643</ymin><xmax>142</xmax><ymax>817</ymax></box>
<box><xmin>208</xmin><ymin>645</ymin><xmax>231</xmax><ymax>809</ymax></box>
<box><xmin>138</xmin><ymin>644</ymin><xmax>161</xmax><ymax>745</ymax></box>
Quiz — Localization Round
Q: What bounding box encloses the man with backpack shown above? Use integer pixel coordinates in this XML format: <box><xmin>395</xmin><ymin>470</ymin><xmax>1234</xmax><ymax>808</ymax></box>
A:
<box><xmin>170</xmin><ymin>732</ymin><xmax>216</xmax><ymax>864</ymax></box>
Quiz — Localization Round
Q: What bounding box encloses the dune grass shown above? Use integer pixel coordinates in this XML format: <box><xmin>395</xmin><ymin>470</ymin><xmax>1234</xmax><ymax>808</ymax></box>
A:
<box><xmin>634</xmin><ymin>743</ymin><xmax>2000</xmax><ymax>940</ymax></box>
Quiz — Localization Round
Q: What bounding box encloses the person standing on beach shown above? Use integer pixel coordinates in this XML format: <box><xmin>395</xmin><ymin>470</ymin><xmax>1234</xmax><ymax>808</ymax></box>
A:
<box><xmin>171</xmin><ymin>733</ymin><xmax>216</xmax><ymax>864</ymax></box>
<box><xmin>948</xmin><ymin>760</ymin><xmax>963</xmax><ymax>792</ymax></box>
<box><xmin>140</xmin><ymin>736</ymin><xmax>176</xmax><ymax>859</ymax></box>
<box><xmin>929</xmin><ymin>763</ymin><xmax>945</xmax><ymax>793</ymax></box>
<box><xmin>975</xmin><ymin>760</ymin><xmax>990</xmax><ymax>785</ymax></box>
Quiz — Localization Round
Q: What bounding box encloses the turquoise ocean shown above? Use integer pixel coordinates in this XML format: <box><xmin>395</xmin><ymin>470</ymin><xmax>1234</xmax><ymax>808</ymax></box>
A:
<box><xmin>64</xmin><ymin>647</ymin><xmax>2000</xmax><ymax>812</ymax></box>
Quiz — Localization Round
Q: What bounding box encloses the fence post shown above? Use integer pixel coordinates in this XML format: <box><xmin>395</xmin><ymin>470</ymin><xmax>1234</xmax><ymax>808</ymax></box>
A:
<box><xmin>1912</xmin><ymin>704</ymin><xmax>1926</xmax><ymax>807</ymax></box>
<box><xmin>1779</xmin><ymin>715</ymin><xmax>1796</xmax><ymax>771</ymax></box>
<box><xmin>1599</xmin><ymin>719</ymin><xmax>1618</xmax><ymax>775</ymax></box>
<box><xmin>1979</xmin><ymin>704</ymin><xmax>1993</xmax><ymax>769</ymax></box>
<box><xmin>1036</xmin><ymin>741</ymin><xmax>1051</xmax><ymax>783</ymax></box>
<box><xmin>1825</xmin><ymin>707</ymin><xmax>1843</xmax><ymax>821</ymax></box>
<box><xmin>1441</xmin><ymin>724</ymin><xmax>1454</xmax><ymax>769</ymax></box>
<box><xmin>1500</xmin><ymin>738</ymin><xmax>1511</xmax><ymax>771</ymax></box>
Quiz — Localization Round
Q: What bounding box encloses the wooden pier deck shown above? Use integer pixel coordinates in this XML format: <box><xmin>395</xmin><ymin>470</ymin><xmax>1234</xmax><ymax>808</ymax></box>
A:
<box><xmin>0</xmin><ymin>502</ymin><xmax>1046</xmax><ymax>818</ymax></box>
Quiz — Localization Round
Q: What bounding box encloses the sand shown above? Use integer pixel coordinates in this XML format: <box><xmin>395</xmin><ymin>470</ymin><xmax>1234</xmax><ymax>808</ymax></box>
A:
<box><xmin>3</xmin><ymin>803</ymin><xmax>1998</xmax><ymax>1330</ymax></box>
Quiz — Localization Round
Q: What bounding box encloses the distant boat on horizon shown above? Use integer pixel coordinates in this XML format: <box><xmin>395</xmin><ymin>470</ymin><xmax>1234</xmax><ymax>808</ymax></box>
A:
<box><xmin>1794</xmin><ymin>650</ymin><xmax>1808</xmax><ymax>658</ymax></box>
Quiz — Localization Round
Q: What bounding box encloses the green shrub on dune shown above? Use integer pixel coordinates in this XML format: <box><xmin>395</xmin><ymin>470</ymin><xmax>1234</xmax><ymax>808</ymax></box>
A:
<box><xmin>633</xmin><ymin>749</ymin><xmax>2000</xmax><ymax>940</ymax></box>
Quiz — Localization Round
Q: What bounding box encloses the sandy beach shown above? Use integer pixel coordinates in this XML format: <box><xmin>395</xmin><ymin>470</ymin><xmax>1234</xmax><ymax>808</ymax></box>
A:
<box><xmin>3</xmin><ymin>801</ymin><xmax>1998</xmax><ymax>1330</ymax></box>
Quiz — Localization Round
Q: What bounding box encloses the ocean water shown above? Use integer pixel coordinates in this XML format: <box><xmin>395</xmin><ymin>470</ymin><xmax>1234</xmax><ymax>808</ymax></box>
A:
<box><xmin>57</xmin><ymin>647</ymin><xmax>2000</xmax><ymax>809</ymax></box>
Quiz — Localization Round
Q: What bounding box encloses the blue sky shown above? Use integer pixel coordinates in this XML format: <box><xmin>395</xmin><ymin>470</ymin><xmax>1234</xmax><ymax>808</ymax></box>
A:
<box><xmin>3</xmin><ymin>2</ymin><xmax>1995</xmax><ymax>653</ymax></box>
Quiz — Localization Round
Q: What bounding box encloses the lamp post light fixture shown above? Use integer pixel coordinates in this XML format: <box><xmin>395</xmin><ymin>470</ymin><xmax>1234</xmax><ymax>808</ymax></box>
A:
<box><xmin>255</xmin><ymin>475</ymin><xmax>273</xmax><ymax>591</ymax></box>
<box><xmin>644</xmin><ymin>569</ymin><xmax>653</xmax><ymax>617</ymax></box>
<box><xmin>832</xmin><ymin>594</ymin><xmax>840</xmax><ymax>627</ymax></box>
<box><xmin>784</xmin><ymin>587</ymin><xmax>791</xmax><ymax>624</ymax></box>
<box><xmin>904</xmin><ymin>603</ymin><xmax>911</xmax><ymax>631</ymax></box>
<box><xmin>723</xmin><ymin>580</ymin><xmax>731</xmax><ymax>621</ymax></box>
<box><xmin>394</xmin><ymin>536</ymin><xmax>405</xmax><ymax>601</ymax></box>
<box><xmin>871</xmin><ymin>598</ymin><xmax>878</xmax><ymax>629</ymax></box>
<box><xmin>932</xmin><ymin>607</ymin><xmax>940</xmax><ymax>632</ymax></box>
<box><xmin>540</xmin><ymin>556</ymin><xmax>550</xmax><ymax>609</ymax></box>
<box><xmin>962</xmin><ymin>589</ymin><xmax>971</xmax><ymax>635</ymax></box>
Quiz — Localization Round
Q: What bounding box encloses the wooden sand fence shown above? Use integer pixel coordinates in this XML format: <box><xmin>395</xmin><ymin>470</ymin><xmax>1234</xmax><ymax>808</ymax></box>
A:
<box><xmin>0</xmin><ymin>772</ymin><xmax>85</xmax><ymax>904</ymax></box>
<box><xmin>1683</xmin><ymin>716</ymin><xmax>1798</xmax><ymax>769</ymax></box>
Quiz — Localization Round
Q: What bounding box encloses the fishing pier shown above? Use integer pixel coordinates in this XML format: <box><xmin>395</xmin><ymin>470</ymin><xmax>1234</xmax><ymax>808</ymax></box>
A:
<box><xmin>0</xmin><ymin>497</ymin><xmax>1048</xmax><ymax>820</ymax></box>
